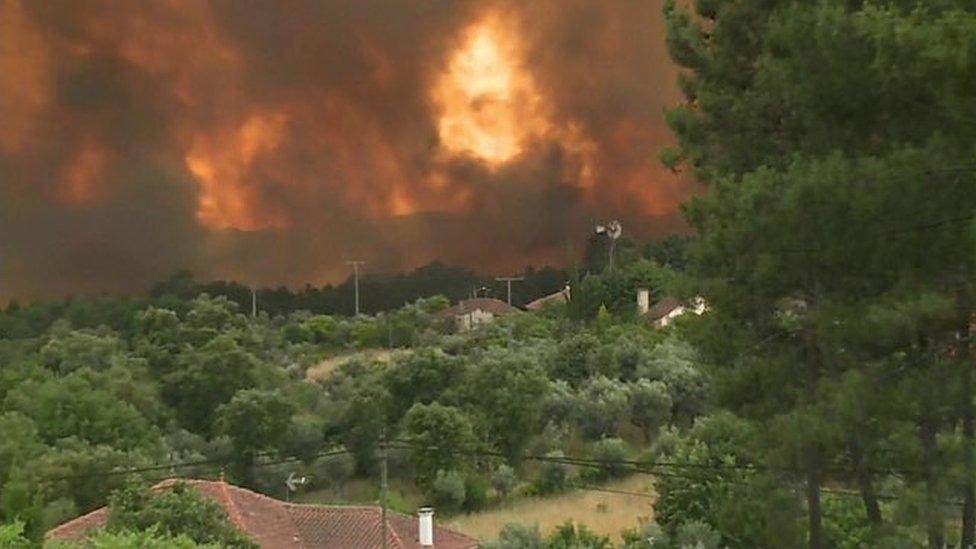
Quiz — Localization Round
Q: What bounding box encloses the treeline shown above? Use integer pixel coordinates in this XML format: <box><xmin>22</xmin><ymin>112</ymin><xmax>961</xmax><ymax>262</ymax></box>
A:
<box><xmin>151</xmin><ymin>262</ymin><xmax>570</xmax><ymax>317</ymax></box>
<box><xmin>0</xmin><ymin>261</ymin><xmax>565</xmax><ymax>339</ymax></box>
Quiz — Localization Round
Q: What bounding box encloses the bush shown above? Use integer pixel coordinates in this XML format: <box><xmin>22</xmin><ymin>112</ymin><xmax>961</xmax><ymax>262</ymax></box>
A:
<box><xmin>311</xmin><ymin>451</ymin><xmax>355</xmax><ymax>496</ymax></box>
<box><xmin>462</xmin><ymin>475</ymin><xmax>488</xmax><ymax>513</ymax></box>
<box><xmin>675</xmin><ymin>520</ymin><xmax>722</xmax><ymax>549</ymax></box>
<box><xmin>532</xmin><ymin>451</ymin><xmax>570</xmax><ymax>495</ymax></box>
<box><xmin>431</xmin><ymin>470</ymin><xmax>466</xmax><ymax>511</ymax></box>
<box><xmin>586</xmin><ymin>438</ymin><xmax>630</xmax><ymax>482</ymax></box>
<box><xmin>75</xmin><ymin>527</ymin><xmax>221</xmax><ymax>548</ymax></box>
<box><xmin>483</xmin><ymin>523</ymin><xmax>544</xmax><ymax>549</ymax></box>
<box><xmin>620</xmin><ymin>521</ymin><xmax>670</xmax><ymax>549</ymax></box>
<box><xmin>822</xmin><ymin>493</ymin><xmax>872</xmax><ymax>549</ymax></box>
<box><xmin>106</xmin><ymin>481</ymin><xmax>257</xmax><ymax>548</ymax></box>
<box><xmin>0</xmin><ymin>521</ymin><xmax>30</xmax><ymax>549</ymax></box>
<box><xmin>546</xmin><ymin>521</ymin><xmax>612</xmax><ymax>548</ymax></box>
<box><xmin>491</xmin><ymin>464</ymin><xmax>517</xmax><ymax>498</ymax></box>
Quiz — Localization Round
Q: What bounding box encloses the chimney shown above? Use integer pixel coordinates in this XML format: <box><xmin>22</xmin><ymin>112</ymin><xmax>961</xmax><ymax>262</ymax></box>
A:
<box><xmin>637</xmin><ymin>288</ymin><xmax>650</xmax><ymax>316</ymax></box>
<box><xmin>418</xmin><ymin>507</ymin><xmax>434</xmax><ymax>547</ymax></box>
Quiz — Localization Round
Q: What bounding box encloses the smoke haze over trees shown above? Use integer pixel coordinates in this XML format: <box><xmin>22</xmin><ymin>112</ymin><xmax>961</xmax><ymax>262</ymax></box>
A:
<box><xmin>0</xmin><ymin>0</ymin><xmax>692</xmax><ymax>301</ymax></box>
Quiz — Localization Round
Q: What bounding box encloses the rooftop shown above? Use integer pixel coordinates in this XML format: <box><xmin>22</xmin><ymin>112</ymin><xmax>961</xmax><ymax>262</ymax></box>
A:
<box><xmin>46</xmin><ymin>479</ymin><xmax>479</xmax><ymax>549</ymax></box>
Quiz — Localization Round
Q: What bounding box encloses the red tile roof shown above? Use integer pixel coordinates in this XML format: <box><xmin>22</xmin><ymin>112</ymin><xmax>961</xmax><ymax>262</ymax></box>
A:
<box><xmin>646</xmin><ymin>296</ymin><xmax>683</xmax><ymax>320</ymax></box>
<box><xmin>525</xmin><ymin>287</ymin><xmax>570</xmax><ymax>311</ymax></box>
<box><xmin>46</xmin><ymin>479</ymin><xmax>479</xmax><ymax>549</ymax></box>
<box><xmin>440</xmin><ymin>298</ymin><xmax>520</xmax><ymax>318</ymax></box>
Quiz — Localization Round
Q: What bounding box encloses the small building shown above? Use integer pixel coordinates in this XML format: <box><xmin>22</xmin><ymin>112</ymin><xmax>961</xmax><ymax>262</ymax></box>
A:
<box><xmin>642</xmin><ymin>293</ymin><xmax>708</xmax><ymax>329</ymax></box>
<box><xmin>525</xmin><ymin>285</ymin><xmax>571</xmax><ymax>311</ymax></box>
<box><xmin>46</xmin><ymin>478</ymin><xmax>479</xmax><ymax>549</ymax></box>
<box><xmin>438</xmin><ymin>297</ymin><xmax>520</xmax><ymax>331</ymax></box>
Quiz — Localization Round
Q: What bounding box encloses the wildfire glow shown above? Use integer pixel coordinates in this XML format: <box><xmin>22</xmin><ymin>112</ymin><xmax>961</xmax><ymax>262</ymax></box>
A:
<box><xmin>185</xmin><ymin>112</ymin><xmax>290</xmax><ymax>231</ymax></box>
<box><xmin>0</xmin><ymin>0</ymin><xmax>50</xmax><ymax>155</ymax></box>
<box><xmin>433</xmin><ymin>14</ymin><xmax>550</xmax><ymax>167</ymax></box>
<box><xmin>61</xmin><ymin>141</ymin><xmax>109</xmax><ymax>204</ymax></box>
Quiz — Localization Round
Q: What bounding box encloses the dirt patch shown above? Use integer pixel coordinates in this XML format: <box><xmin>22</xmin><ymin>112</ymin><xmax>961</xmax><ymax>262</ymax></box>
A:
<box><xmin>306</xmin><ymin>348</ymin><xmax>404</xmax><ymax>382</ymax></box>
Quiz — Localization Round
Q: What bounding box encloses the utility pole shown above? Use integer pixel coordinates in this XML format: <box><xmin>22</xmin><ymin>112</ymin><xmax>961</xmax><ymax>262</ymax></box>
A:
<box><xmin>250</xmin><ymin>286</ymin><xmax>257</xmax><ymax>318</ymax></box>
<box><xmin>346</xmin><ymin>261</ymin><xmax>365</xmax><ymax>316</ymax></box>
<box><xmin>495</xmin><ymin>277</ymin><xmax>524</xmax><ymax>306</ymax></box>
<box><xmin>380</xmin><ymin>429</ymin><xmax>389</xmax><ymax>549</ymax></box>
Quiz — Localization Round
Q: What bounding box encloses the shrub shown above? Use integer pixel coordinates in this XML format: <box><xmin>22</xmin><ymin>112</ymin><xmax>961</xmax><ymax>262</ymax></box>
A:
<box><xmin>490</xmin><ymin>464</ymin><xmax>517</xmax><ymax>498</ymax></box>
<box><xmin>311</xmin><ymin>451</ymin><xmax>355</xmax><ymax>496</ymax></box>
<box><xmin>546</xmin><ymin>521</ymin><xmax>612</xmax><ymax>548</ymax></box>
<box><xmin>675</xmin><ymin>520</ymin><xmax>722</xmax><ymax>549</ymax></box>
<box><xmin>532</xmin><ymin>451</ymin><xmax>570</xmax><ymax>495</ymax></box>
<box><xmin>106</xmin><ymin>481</ymin><xmax>256</xmax><ymax>548</ymax></box>
<box><xmin>462</xmin><ymin>475</ymin><xmax>488</xmax><ymax>513</ymax></box>
<box><xmin>586</xmin><ymin>438</ymin><xmax>630</xmax><ymax>482</ymax></box>
<box><xmin>483</xmin><ymin>523</ymin><xmax>544</xmax><ymax>549</ymax></box>
<box><xmin>0</xmin><ymin>521</ymin><xmax>30</xmax><ymax>549</ymax></box>
<box><xmin>431</xmin><ymin>470</ymin><xmax>466</xmax><ymax>511</ymax></box>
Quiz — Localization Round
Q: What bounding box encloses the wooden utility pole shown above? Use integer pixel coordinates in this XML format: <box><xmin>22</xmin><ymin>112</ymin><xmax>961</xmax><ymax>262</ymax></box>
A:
<box><xmin>346</xmin><ymin>261</ymin><xmax>365</xmax><ymax>316</ymax></box>
<box><xmin>495</xmin><ymin>277</ymin><xmax>524</xmax><ymax>306</ymax></box>
<box><xmin>380</xmin><ymin>429</ymin><xmax>389</xmax><ymax>549</ymax></box>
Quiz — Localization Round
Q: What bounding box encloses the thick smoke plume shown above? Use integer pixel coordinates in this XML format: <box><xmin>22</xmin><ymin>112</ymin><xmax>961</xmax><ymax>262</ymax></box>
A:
<box><xmin>0</xmin><ymin>0</ymin><xmax>690</xmax><ymax>300</ymax></box>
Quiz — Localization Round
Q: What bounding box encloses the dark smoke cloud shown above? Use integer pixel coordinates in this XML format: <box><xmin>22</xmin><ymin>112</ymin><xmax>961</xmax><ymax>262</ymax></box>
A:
<box><xmin>0</xmin><ymin>0</ymin><xmax>689</xmax><ymax>301</ymax></box>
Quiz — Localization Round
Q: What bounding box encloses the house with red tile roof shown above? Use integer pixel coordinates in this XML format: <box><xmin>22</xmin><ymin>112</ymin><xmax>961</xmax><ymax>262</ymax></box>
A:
<box><xmin>46</xmin><ymin>479</ymin><xmax>479</xmax><ymax>549</ymax></box>
<box><xmin>438</xmin><ymin>297</ymin><xmax>520</xmax><ymax>332</ymax></box>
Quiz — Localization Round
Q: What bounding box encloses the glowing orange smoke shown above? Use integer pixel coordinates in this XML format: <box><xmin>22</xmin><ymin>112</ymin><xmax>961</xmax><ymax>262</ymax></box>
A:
<box><xmin>184</xmin><ymin>112</ymin><xmax>290</xmax><ymax>231</ymax></box>
<box><xmin>61</xmin><ymin>141</ymin><xmax>109</xmax><ymax>204</ymax></box>
<box><xmin>0</xmin><ymin>0</ymin><xmax>51</xmax><ymax>155</ymax></box>
<box><xmin>432</xmin><ymin>13</ymin><xmax>550</xmax><ymax>167</ymax></box>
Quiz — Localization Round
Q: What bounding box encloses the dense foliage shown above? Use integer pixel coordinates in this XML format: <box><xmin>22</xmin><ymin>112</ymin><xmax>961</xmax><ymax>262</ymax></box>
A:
<box><xmin>0</xmin><ymin>245</ymin><xmax>702</xmax><ymax>545</ymax></box>
<box><xmin>664</xmin><ymin>0</ymin><xmax>976</xmax><ymax>547</ymax></box>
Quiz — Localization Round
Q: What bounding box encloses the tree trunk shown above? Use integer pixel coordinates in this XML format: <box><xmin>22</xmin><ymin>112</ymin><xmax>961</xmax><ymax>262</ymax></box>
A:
<box><xmin>850</xmin><ymin>439</ymin><xmax>882</xmax><ymax>527</ymax></box>
<box><xmin>806</xmin><ymin>448</ymin><xmax>824</xmax><ymax>549</ymax></box>
<box><xmin>920</xmin><ymin>420</ymin><xmax>944</xmax><ymax>548</ymax></box>
<box><xmin>804</xmin><ymin>320</ymin><xmax>824</xmax><ymax>549</ymax></box>
<box><xmin>960</xmin><ymin>311</ymin><xmax>975</xmax><ymax>548</ymax></box>
<box><xmin>962</xmin><ymin>360</ymin><xmax>975</xmax><ymax>548</ymax></box>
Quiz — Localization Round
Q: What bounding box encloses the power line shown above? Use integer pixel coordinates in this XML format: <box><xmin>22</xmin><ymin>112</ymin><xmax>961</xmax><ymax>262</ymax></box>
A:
<box><xmin>387</xmin><ymin>440</ymin><xmax>915</xmax><ymax>479</ymax></box>
<box><xmin>37</xmin><ymin>449</ymin><xmax>352</xmax><ymax>484</ymax></box>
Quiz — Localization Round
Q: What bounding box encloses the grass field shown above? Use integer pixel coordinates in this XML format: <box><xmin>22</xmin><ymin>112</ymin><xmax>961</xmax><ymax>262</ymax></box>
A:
<box><xmin>446</xmin><ymin>476</ymin><xmax>656</xmax><ymax>543</ymax></box>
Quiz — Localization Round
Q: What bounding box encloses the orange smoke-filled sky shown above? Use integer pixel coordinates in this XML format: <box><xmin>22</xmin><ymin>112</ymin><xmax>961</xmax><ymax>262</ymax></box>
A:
<box><xmin>0</xmin><ymin>0</ymin><xmax>691</xmax><ymax>299</ymax></box>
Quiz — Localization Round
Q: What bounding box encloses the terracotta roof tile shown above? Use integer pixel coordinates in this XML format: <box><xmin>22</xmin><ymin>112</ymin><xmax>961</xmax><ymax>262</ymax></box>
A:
<box><xmin>45</xmin><ymin>507</ymin><xmax>109</xmax><ymax>541</ymax></box>
<box><xmin>440</xmin><ymin>298</ymin><xmax>520</xmax><ymax>318</ymax></box>
<box><xmin>646</xmin><ymin>296</ymin><xmax>683</xmax><ymax>320</ymax></box>
<box><xmin>46</xmin><ymin>479</ymin><xmax>479</xmax><ymax>548</ymax></box>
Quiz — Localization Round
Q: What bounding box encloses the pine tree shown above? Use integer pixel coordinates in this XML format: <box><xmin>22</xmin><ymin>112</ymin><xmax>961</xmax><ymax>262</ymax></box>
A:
<box><xmin>664</xmin><ymin>1</ymin><xmax>976</xmax><ymax>546</ymax></box>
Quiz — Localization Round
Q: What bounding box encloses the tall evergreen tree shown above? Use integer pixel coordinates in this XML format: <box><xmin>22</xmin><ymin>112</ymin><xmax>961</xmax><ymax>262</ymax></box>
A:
<box><xmin>664</xmin><ymin>1</ymin><xmax>976</xmax><ymax>546</ymax></box>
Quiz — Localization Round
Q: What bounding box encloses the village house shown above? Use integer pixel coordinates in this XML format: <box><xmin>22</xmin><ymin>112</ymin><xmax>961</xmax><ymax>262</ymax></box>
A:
<box><xmin>438</xmin><ymin>297</ymin><xmax>520</xmax><ymax>331</ymax></box>
<box><xmin>637</xmin><ymin>288</ymin><xmax>708</xmax><ymax>329</ymax></box>
<box><xmin>46</xmin><ymin>479</ymin><xmax>479</xmax><ymax>549</ymax></box>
